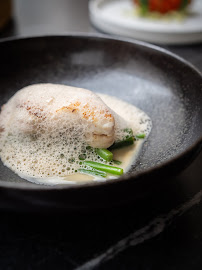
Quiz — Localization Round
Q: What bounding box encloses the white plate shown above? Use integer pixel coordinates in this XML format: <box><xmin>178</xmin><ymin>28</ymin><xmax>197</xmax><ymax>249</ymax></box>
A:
<box><xmin>89</xmin><ymin>0</ymin><xmax>202</xmax><ymax>44</ymax></box>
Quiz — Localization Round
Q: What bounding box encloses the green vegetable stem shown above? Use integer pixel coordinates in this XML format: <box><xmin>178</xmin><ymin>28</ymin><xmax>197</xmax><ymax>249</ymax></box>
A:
<box><xmin>96</xmin><ymin>148</ymin><xmax>113</xmax><ymax>161</ymax></box>
<box><xmin>79</xmin><ymin>169</ymin><xmax>107</xmax><ymax>178</ymax></box>
<box><xmin>109</xmin><ymin>137</ymin><xmax>134</xmax><ymax>150</ymax></box>
<box><xmin>84</xmin><ymin>161</ymin><xmax>123</xmax><ymax>176</ymax></box>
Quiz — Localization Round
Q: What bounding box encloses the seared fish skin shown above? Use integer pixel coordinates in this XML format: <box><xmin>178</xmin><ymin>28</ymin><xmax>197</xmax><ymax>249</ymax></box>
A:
<box><xmin>0</xmin><ymin>84</ymin><xmax>115</xmax><ymax>148</ymax></box>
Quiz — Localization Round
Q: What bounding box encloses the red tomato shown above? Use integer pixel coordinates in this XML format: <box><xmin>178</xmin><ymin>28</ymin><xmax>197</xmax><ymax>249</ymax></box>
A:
<box><xmin>134</xmin><ymin>0</ymin><xmax>191</xmax><ymax>14</ymax></box>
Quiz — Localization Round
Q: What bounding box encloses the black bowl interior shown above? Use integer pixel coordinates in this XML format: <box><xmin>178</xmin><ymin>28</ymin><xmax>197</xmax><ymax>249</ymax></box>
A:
<box><xmin>0</xmin><ymin>35</ymin><xmax>201</xmax><ymax>190</ymax></box>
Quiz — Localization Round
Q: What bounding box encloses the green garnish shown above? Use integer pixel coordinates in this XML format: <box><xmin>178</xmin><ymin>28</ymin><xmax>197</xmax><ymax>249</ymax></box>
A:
<box><xmin>96</xmin><ymin>148</ymin><xmax>113</xmax><ymax>162</ymax></box>
<box><xmin>180</xmin><ymin>0</ymin><xmax>189</xmax><ymax>10</ymax></box>
<box><xmin>84</xmin><ymin>161</ymin><xmax>123</xmax><ymax>176</ymax></box>
<box><xmin>79</xmin><ymin>169</ymin><xmax>107</xmax><ymax>178</ymax></box>
<box><xmin>109</xmin><ymin>137</ymin><xmax>134</xmax><ymax>150</ymax></box>
<box><xmin>139</xmin><ymin>0</ymin><xmax>149</xmax><ymax>15</ymax></box>
<box><xmin>124</xmin><ymin>128</ymin><xmax>134</xmax><ymax>138</ymax></box>
<box><xmin>113</xmin><ymin>160</ymin><xmax>122</xmax><ymax>165</ymax></box>
<box><xmin>135</xmin><ymin>133</ymin><xmax>146</xmax><ymax>139</ymax></box>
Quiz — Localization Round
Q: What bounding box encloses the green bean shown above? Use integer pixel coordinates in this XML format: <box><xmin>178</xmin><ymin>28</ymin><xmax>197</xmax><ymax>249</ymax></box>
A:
<box><xmin>96</xmin><ymin>148</ymin><xmax>113</xmax><ymax>162</ymax></box>
<box><xmin>79</xmin><ymin>169</ymin><xmax>107</xmax><ymax>178</ymax></box>
<box><xmin>113</xmin><ymin>160</ymin><xmax>122</xmax><ymax>165</ymax></box>
<box><xmin>84</xmin><ymin>161</ymin><xmax>123</xmax><ymax>176</ymax></box>
<box><xmin>124</xmin><ymin>128</ymin><xmax>134</xmax><ymax>138</ymax></box>
<box><xmin>109</xmin><ymin>137</ymin><xmax>134</xmax><ymax>150</ymax></box>
<box><xmin>135</xmin><ymin>133</ymin><xmax>146</xmax><ymax>139</ymax></box>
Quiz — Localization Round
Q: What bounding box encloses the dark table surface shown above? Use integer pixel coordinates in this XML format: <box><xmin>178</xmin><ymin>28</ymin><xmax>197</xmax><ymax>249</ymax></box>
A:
<box><xmin>0</xmin><ymin>0</ymin><xmax>202</xmax><ymax>269</ymax></box>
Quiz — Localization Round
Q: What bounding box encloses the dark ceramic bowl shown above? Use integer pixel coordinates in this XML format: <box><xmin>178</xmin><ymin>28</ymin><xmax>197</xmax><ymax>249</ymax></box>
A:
<box><xmin>0</xmin><ymin>35</ymin><xmax>201</xmax><ymax>211</ymax></box>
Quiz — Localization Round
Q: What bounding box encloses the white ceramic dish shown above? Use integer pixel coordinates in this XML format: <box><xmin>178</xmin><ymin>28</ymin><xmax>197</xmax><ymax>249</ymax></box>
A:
<box><xmin>89</xmin><ymin>0</ymin><xmax>202</xmax><ymax>44</ymax></box>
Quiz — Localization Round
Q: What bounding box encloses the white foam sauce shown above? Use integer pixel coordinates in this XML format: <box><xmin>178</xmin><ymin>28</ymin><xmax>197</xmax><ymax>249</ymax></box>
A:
<box><xmin>0</xmin><ymin>85</ymin><xmax>152</xmax><ymax>185</ymax></box>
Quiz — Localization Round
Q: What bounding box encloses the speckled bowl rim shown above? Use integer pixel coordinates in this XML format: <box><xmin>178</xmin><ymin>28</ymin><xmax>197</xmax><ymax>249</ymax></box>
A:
<box><xmin>0</xmin><ymin>33</ymin><xmax>201</xmax><ymax>190</ymax></box>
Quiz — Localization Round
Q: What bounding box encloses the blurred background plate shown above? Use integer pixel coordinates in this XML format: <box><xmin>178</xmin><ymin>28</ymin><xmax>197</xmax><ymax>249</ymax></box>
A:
<box><xmin>89</xmin><ymin>0</ymin><xmax>202</xmax><ymax>44</ymax></box>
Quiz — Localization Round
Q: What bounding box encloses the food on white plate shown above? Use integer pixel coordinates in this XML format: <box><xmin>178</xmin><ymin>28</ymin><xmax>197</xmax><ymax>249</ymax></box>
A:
<box><xmin>0</xmin><ymin>84</ymin><xmax>151</xmax><ymax>185</ymax></box>
<box><xmin>133</xmin><ymin>0</ymin><xmax>192</xmax><ymax>15</ymax></box>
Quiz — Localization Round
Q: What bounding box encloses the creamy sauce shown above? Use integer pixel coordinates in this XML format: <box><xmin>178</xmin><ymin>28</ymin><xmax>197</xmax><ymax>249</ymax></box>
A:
<box><xmin>50</xmin><ymin>141</ymin><xmax>143</xmax><ymax>184</ymax></box>
<box><xmin>112</xmin><ymin>140</ymin><xmax>143</xmax><ymax>172</ymax></box>
<box><xmin>20</xmin><ymin>140</ymin><xmax>144</xmax><ymax>185</ymax></box>
<box><xmin>0</xmin><ymin>84</ymin><xmax>152</xmax><ymax>185</ymax></box>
